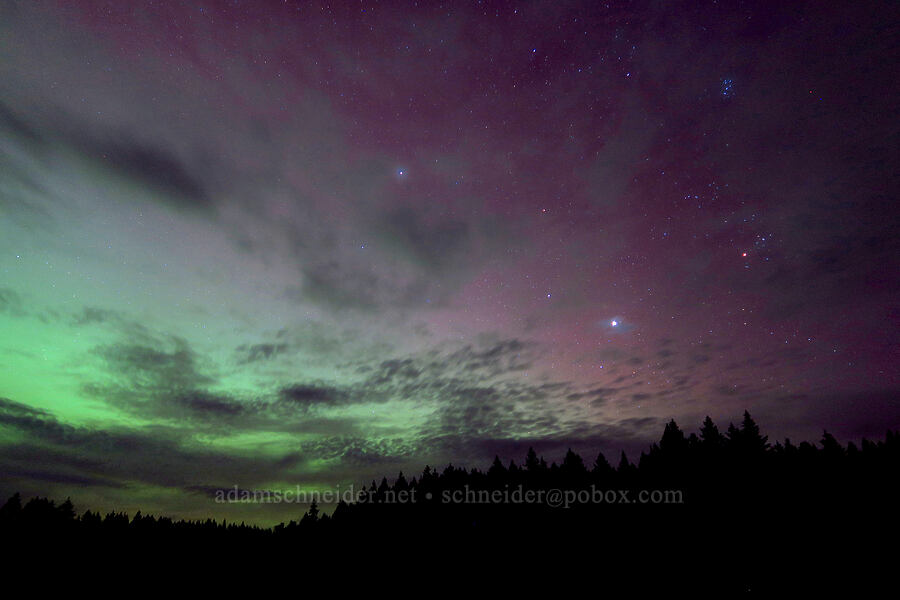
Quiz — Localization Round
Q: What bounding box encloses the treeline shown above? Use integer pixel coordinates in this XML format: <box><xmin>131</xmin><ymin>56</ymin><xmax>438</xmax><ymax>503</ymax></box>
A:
<box><xmin>0</xmin><ymin>494</ymin><xmax>272</xmax><ymax>542</ymax></box>
<box><xmin>308</xmin><ymin>411</ymin><xmax>899</xmax><ymax>537</ymax></box>
<box><xmin>3</xmin><ymin>411</ymin><xmax>898</xmax><ymax>537</ymax></box>
<box><xmin>2</xmin><ymin>411</ymin><xmax>898</xmax><ymax>590</ymax></box>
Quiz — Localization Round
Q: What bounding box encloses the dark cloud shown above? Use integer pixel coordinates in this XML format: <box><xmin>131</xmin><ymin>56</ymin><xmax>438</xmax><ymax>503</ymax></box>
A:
<box><xmin>89</xmin><ymin>338</ymin><xmax>376</xmax><ymax>434</ymax></box>
<box><xmin>68</xmin><ymin>307</ymin><xmax>158</xmax><ymax>344</ymax></box>
<box><xmin>0</xmin><ymin>101</ymin><xmax>43</xmax><ymax>144</ymax></box>
<box><xmin>236</xmin><ymin>343</ymin><xmax>290</xmax><ymax>363</ymax></box>
<box><xmin>284</xmin><ymin>204</ymin><xmax>507</xmax><ymax>314</ymax></box>
<box><xmin>0</xmin><ymin>89</ymin><xmax>214</xmax><ymax>216</ymax></box>
<box><xmin>566</xmin><ymin>387</ymin><xmax>615</xmax><ymax>402</ymax></box>
<box><xmin>299</xmin><ymin>436</ymin><xmax>418</xmax><ymax>468</ymax></box>
<box><xmin>430</xmin><ymin>385</ymin><xmax>505</xmax><ymax>435</ymax></box>
<box><xmin>0</xmin><ymin>397</ymin><xmax>84</xmax><ymax>446</ymax></box>
<box><xmin>280</xmin><ymin>417</ymin><xmax>373</xmax><ymax>437</ymax></box>
<box><xmin>1</xmin><ymin>466</ymin><xmax>125</xmax><ymax>489</ymax></box>
<box><xmin>616</xmin><ymin>417</ymin><xmax>660</xmax><ymax>433</ymax></box>
<box><xmin>0</xmin><ymin>397</ymin><xmax>308</xmax><ymax>493</ymax></box>
<box><xmin>95</xmin><ymin>340</ymin><xmax>214</xmax><ymax>392</ymax></box>
<box><xmin>0</xmin><ymin>288</ymin><xmax>26</xmax><ymax>317</ymax></box>
<box><xmin>0</xmin><ymin>397</ymin><xmax>50</xmax><ymax>420</ymax></box>
<box><xmin>368</xmin><ymin>359</ymin><xmax>422</xmax><ymax>384</ymax></box>
<box><xmin>84</xmin><ymin>339</ymin><xmax>261</xmax><ymax>431</ymax></box>
<box><xmin>441</xmin><ymin>339</ymin><xmax>533</xmax><ymax>378</ymax></box>
<box><xmin>171</xmin><ymin>391</ymin><xmax>246</xmax><ymax>417</ymax></box>
<box><xmin>378</xmin><ymin>206</ymin><xmax>470</xmax><ymax>271</ymax></box>
<box><xmin>279</xmin><ymin>384</ymin><xmax>348</xmax><ymax>408</ymax></box>
<box><xmin>71</xmin><ymin>307</ymin><xmax>118</xmax><ymax>326</ymax></box>
<box><xmin>291</xmin><ymin>263</ymin><xmax>387</xmax><ymax>312</ymax></box>
<box><xmin>85</xmin><ymin>138</ymin><xmax>211</xmax><ymax>212</ymax></box>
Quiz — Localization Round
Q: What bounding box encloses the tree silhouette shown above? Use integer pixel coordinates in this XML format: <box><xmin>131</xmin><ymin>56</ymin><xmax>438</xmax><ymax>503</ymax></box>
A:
<box><xmin>2</xmin><ymin>411</ymin><xmax>896</xmax><ymax>593</ymax></box>
<box><xmin>699</xmin><ymin>416</ymin><xmax>725</xmax><ymax>451</ymax></box>
<box><xmin>591</xmin><ymin>450</ymin><xmax>614</xmax><ymax>481</ymax></box>
<box><xmin>301</xmin><ymin>501</ymin><xmax>319</xmax><ymax>525</ymax></box>
<box><xmin>738</xmin><ymin>410</ymin><xmax>769</xmax><ymax>454</ymax></box>
<box><xmin>524</xmin><ymin>447</ymin><xmax>540</xmax><ymax>472</ymax></box>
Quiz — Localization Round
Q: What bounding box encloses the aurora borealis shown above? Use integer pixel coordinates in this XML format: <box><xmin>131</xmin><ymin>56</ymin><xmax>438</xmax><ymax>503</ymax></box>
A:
<box><xmin>1</xmin><ymin>1</ymin><xmax>898</xmax><ymax>524</ymax></box>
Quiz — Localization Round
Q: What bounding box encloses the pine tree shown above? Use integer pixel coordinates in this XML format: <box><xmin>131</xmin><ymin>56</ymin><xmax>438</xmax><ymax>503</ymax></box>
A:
<box><xmin>660</xmin><ymin>420</ymin><xmax>687</xmax><ymax>454</ymax></box>
<box><xmin>524</xmin><ymin>447</ymin><xmax>540</xmax><ymax>472</ymax></box>
<box><xmin>726</xmin><ymin>422</ymin><xmax>741</xmax><ymax>446</ymax></box>
<box><xmin>820</xmin><ymin>431</ymin><xmax>844</xmax><ymax>460</ymax></box>
<box><xmin>487</xmin><ymin>455</ymin><xmax>506</xmax><ymax>483</ymax></box>
<box><xmin>592</xmin><ymin>450</ymin><xmax>614</xmax><ymax>479</ymax></box>
<box><xmin>562</xmin><ymin>448</ymin><xmax>587</xmax><ymax>474</ymax></box>
<box><xmin>0</xmin><ymin>493</ymin><xmax>22</xmax><ymax>524</ymax></box>
<box><xmin>618</xmin><ymin>451</ymin><xmax>633</xmax><ymax>473</ymax></box>
<box><xmin>301</xmin><ymin>501</ymin><xmax>320</xmax><ymax>524</ymax></box>
<box><xmin>699</xmin><ymin>416</ymin><xmax>725</xmax><ymax>450</ymax></box>
<box><xmin>57</xmin><ymin>498</ymin><xmax>75</xmax><ymax>522</ymax></box>
<box><xmin>740</xmin><ymin>411</ymin><xmax>769</xmax><ymax>454</ymax></box>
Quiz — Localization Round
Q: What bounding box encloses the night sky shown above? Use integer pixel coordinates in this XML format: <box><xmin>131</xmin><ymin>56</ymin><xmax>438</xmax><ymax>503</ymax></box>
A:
<box><xmin>1</xmin><ymin>0</ymin><xmax>898</xmax><ymax>524</ymax></box>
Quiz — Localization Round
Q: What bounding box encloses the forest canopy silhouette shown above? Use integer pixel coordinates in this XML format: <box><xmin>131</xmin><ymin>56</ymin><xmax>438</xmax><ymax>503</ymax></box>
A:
<box><xmin>4</xmin><ymin>411</ymin><xmax>897</xmax><ymax>590</ymax></box>
<box><xmin>4</xmin><ymin>411</ymin><xmax>896</xmax><ymax>549</ymax></box>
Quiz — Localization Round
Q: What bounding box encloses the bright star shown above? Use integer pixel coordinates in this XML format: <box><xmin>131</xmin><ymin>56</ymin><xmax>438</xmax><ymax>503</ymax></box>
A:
<box><xmin>611</xmin><ymin>320</ymin><xmax>618</xmax><ymax>327</ymax></box>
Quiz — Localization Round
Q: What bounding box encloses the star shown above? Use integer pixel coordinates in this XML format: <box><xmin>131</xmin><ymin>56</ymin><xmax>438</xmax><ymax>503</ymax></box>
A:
<box><xmin>611</xmin><ymin>320</ymin><xmax>618</xmax><ymax>327</ymax></box>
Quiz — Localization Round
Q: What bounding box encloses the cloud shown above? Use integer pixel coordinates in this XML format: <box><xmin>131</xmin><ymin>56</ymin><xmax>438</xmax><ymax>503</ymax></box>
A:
<box><xmin>0</xmin><ymin>101</ymin><xmax>43</xmax><ymax>145</ymax></box>
<box><xmin>441</xmin><ymin>339</ymin><xmax>533</xmax><ymax>377</ymax></box>
<box><xmin>171</xmin><ymin>391</ymin><xmax>247</xmax><ymax>417</ymax></box>
<box><xmin>367</xmin><ymin>359</ymin><xmax>422</xmax><ymax>385</ymax></box>
<box><xmin>1</xmin><ymin>466</ymin><xmax>125</xmax><ymax>489</ymax></box>
<box><xmin>421</xmin><ymin>415</ymin><xmax>664</xmax><ymax>467</ymax></box>
<box><xmin>0</xmin><ymin>396</ymin><xmax>308</xmax><ymax>492</ymax></box>
<box><xmin>292</xmin><ymin>262</ymin><xmax>388</xmax><ymax>312</ymax></box>
<box><xmin>95</xmin><ymin>339</ymin><xmax>215</xmax><ymax>392</ymax></box>
<box><xmin>279</xmin><ymin>384</ymin><xmax>348</xmax><ymax>409</ymax></box>
<box><xmin>235</xmin><ymin>343</ymin><xmax>290</xmax><ymax>364</ymax></box>
<box><xmin>81</xmin><ymin>138</ymin><xmax>211</xmax><ymax>213</ymax></box>
<box><xmin>297</xmin><ymin>436</ymin><xmax>419</xmax><ymax>468</ymax></box>
<box><xmin>376</xmin><ymin>206</ymin><xmax>470</xmax><ymax>271</ymax></box>
<box><xmin>0</xmin><ymin>288</ymin><xmax>26</xmax><ymax>317</ymax></box>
